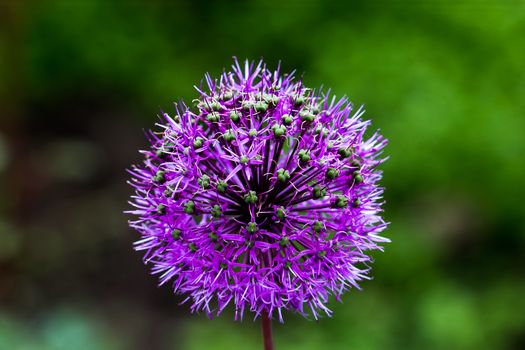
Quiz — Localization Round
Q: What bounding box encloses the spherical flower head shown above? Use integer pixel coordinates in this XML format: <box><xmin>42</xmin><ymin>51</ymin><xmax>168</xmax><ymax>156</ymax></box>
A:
<box><xmin>127</xmin><ymin>59</ymin><xmax>389</xmax><ymax>322</ymax></box>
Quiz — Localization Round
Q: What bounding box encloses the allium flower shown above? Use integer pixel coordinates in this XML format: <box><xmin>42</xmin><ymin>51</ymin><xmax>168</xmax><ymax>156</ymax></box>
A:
<box><xmin>127</xmin><ymin>59</ymin><xmax>388</xmax><ymax>323</ymax></box>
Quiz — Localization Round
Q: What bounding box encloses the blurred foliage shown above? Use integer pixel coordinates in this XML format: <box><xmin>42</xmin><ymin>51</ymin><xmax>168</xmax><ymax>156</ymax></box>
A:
<box><xmin>0</xmin><ymin>0</ymin><xmax>524</xmax><ymax>349</ymax></box>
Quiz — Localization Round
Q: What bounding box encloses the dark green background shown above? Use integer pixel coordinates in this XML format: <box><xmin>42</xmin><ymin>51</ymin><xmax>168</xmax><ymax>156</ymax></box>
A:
<box><xmin>1</xmin><ymin>0</ymin><xmax>524</xmax><ymax>349</ymax></box>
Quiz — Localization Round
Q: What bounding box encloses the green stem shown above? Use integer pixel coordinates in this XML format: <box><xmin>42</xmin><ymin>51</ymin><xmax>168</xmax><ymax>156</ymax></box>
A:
<box><xmin>261</xmin><ymin>311</ymin><xmax>274</xmax><ymax>350</ymax></box>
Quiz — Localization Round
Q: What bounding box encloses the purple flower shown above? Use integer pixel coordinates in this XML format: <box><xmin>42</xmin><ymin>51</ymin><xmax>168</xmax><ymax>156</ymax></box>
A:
<box><xmin>127</xmin><ymin>59</ymin><xmax>388</xmax><ymax>322</ymax></box>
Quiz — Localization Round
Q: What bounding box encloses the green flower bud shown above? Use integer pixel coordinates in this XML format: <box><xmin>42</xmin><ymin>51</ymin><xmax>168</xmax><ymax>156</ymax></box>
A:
<box><xmin>335</xmin><ymin>195</ymin><xmax>348</xmax><ymax>208</ymax></box>
<box><xmin>163</xmin><ymin>187</ymin><xmax>173</xmax><ymax>197</ymax></box>
<box><xmin>197</xmin><ymin>174</ymin><xmax>211</xmax><ymax>189</ymax></box>
<box><xmin>210</xmin><ymin>101</ymin><xmax>222</xmax><ymax>111</ymax></box>
<box><xmin>353</xmin><ymin>172</ymin><xmax>364</xmax><ymax>183</ymax></box>
<box><xmin>276</xmin><ymin>206</ymin><xmax>287</xmax><ymax>219</ymax></box>
<box><xmin>171</xmin><ymin>228</ymin><xmax>181</xmax><ymax>240</ymax></box>
<box><xmin>242</xmin><ymin>101</ymin><xmax>252</xmax><ymax>111</ymax></box>
<box><xmin>244</xmin><ymin>190</ymin><xmax>258</xmax><ymax>204</ymax></box>
<box><xmin>193</xmin><ymin>137</ymin><xmax>204</xmax><ymax>149</ymax></box>
<box><xmin>292</xmin><ymin>94</ymin><xmax>305</xmax><ymax>106</ymax></box>
<box><xmin>312</xmin><ymin>185</ymin><xmax>327</xmax><ymax>199</ymax></box>
<box><xmin>240</xmin><ymin>155</ymin><xmax>249</xmax><ymax>164</ymax></box>
<box><xmin>314</xmin><ymin>125</ymin><xmax>328</xmax><ymax>137</ymax></box>
<box><xmin>248</xmin><ymin>128</ymin><xmax>258</xmax><ymax>137</ymax></box>
<box><xmin>207</xmin><ymin>112</ymin><xmax>220</xmax><ymax>122</ymax></box>
<box><xmin>282</xmin><ymin>114</ymin><xmax>293</xmax><ymax>125</ymax></box>
<box><xmin>264</xmin><ymin>94</ymin><xmax>279</xmax><ymax>106</ymax></box>
<box><xmin>246</xmin><ymin>222</ymin><xmax>259</xmax><ymax>233</ymax></box>
<box><xmin>311</xmin><ymin>104</ymin><xmax>321</xmax><ymax>115</ymax></box>
<box><xmin>326</xmin><ymin>167</ymin><xmax>340</xmax><ymax>180</ymax></box>
<box><xmin>298</xmin><ymin>149</ymin><xmax>311</xmax><ymax>163</ymax></box>
<box><xmin>188</xmin><ymin>243</ymin><xmax>197</xmax><ymax>252</ymax></box>
<box><xmin>254</xmin><ymin>101</ymin><xmax>268</xmax><ymax>112</ymax></box>
<box><xmin>156</xmin><ymin>204</ymin><xmax>166</xmax><ymax>215</ymax></box>
<box><xmin>272</xmin><ymin>124</ymin><xmax>286</xmax><ymax>138</ymax></box>
<box><xmin>209</xmin><ymin>232</ymin><xmax>218</xmax><ymax>241</ymax></box>
<box><xmin>216</xmin><ymin>180</ymin><xmax>227</xmax><ymax>193</ymax></box>
<box><xmin>276</xmin><ymin>168</ymin><xmax>290</xmax><ymax>182</ymax></box>
<box><xmin>222</xmin><ymin>91</ymin><xmax>233</xmax><ymax>100</ymax></box>
<box><xmin>155</xmin><ymin>149</ymin><xmax>166</xmax><ymax>159</ymax></box>
<box><xmin>210</xmin><ymin>204</ymin><xmax>222</xmax><ymax>218</ymax></box>
<box><xmin>153</xmin><ymin>170</ymin><xmax>165</xmax><ymax>184</ymax></box>
<box><xmin>229</xmin><ymin>111</ymin><xmax>240</xmax><ymax>122</ymax></box>
<box><xmin>184</xmin><ymin>200</ymin><xmax>195</xmax><ymax>214</ymax></box>
<box><xmin>338</xmin><ymin>147</ymin><xmax>353</xmax><ymax>159</ymax></box>
<box><xmin>223</xmin><ymin>129</ymin><xmax>235</xmax><ymax>142</ymax></box>
<box><xmin>299</xmin><ymin>110</ymin><xmax>315</xmax><ymax>123</ymax></box>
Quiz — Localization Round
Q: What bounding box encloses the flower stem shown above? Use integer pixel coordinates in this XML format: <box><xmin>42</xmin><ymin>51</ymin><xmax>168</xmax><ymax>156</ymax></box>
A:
<box><xmin>261</xmin><ymin>311</ymin><xmax>274</xmax><ymax>350</ymax></box>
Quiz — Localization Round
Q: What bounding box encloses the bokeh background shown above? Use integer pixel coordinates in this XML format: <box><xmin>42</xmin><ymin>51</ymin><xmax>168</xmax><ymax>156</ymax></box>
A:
<box><xmin>1</xmin><ymin>0</ymin><xmax>524</xmax><ymax>349</ymax></box>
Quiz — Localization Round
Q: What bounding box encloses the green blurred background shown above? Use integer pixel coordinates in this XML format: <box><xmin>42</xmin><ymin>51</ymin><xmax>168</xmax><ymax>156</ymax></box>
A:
<box><xmin>1</xmin><ymin>0</ymin><xmax>524</xmax><ymax>349</ymax></box>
